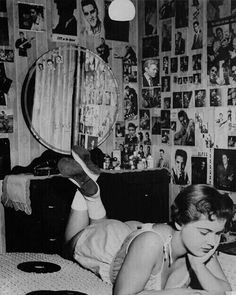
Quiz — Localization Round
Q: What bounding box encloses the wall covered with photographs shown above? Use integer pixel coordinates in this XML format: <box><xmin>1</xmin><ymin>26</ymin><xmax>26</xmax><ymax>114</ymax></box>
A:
<box><xmin>122</xmin><ymin>0</ymin><xmax>236</xmax><ymax>201</ymax></box>
<box><xmin>0</xmin><ymin>0</ymin><xmax>137</xmax><ymax>168</ymax></box>
<box><xmin>1</xmin><ymin>0</ymin><xmax>236</xmax><ymax>202</ymax></box>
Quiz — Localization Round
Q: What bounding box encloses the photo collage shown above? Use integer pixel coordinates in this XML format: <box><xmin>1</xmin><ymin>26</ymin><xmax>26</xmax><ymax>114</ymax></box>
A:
<box><xmin>113</xmin><ymin>0</ymin><xmax>236</xmax><ymax>194</ymax></box>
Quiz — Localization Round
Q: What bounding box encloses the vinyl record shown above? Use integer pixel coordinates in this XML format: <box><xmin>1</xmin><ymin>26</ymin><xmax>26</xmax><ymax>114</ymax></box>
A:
<box><xmin>57</xmin><ymin>292</ymin><xmax>88</xmax><ymax>295</ymax></box>
<box><xmin>26</xmin><ymin>291</ymin><xmax>87</xmax><ymax>295</ymax></box>
<box><xmin>17</xmin><ymin>261</ymin><xmax>61</xmax><ymax>273</ymax></box>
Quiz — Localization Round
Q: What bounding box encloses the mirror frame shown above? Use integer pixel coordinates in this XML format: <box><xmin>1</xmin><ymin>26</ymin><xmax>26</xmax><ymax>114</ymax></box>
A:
<box><xmin>21</xmin><ymin>45</ymin><xmax>119</xmax><ymax>154</ymax></box>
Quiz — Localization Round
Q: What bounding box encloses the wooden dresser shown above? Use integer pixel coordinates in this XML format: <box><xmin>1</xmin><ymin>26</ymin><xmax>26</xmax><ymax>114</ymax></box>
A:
<box><xmin>4</xmin><ymin>169</ymin><xmax>170</xmax><ymax>255</ymax></box>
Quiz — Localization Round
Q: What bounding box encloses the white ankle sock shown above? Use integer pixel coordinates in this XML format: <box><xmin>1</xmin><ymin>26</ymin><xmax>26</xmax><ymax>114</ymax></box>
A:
<box><xmin>86</xmin><ymin>198</ymin><xmax>106</xmax><ymax>219</ymax></box>
<box><xmin>71</xmin><ymin>190</ymin><xmax>88</xmax><ymax>211</ymax></box>
<box><xmin>84</xmin><ymin>187</ymin><xmax>106</xmax><ymax>219</ymax></box>
<box><xmin>71</xmin><ymin>187</ymin><xmax>106</xmax><ymax>219</ymax></box>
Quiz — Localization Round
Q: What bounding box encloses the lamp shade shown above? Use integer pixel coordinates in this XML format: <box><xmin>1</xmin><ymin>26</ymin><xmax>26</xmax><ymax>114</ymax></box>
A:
<box><xmin>108</xmin><ymin>0</ymin><xmax>135</xmax><ymax>21</ymax></box>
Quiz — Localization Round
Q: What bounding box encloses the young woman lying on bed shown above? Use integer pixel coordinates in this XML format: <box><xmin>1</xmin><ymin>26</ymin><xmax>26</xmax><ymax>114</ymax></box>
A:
<box><xmin>58</xmin><ymin>146</ymin><xmax>234</xmax><ymax>295</ymax></box>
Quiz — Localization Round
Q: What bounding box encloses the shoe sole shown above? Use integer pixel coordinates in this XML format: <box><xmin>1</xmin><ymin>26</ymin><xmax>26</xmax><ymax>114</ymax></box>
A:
<box><xmin>71</xmin><ymin>149</ymin><xmax>98</xmax><ymax>182</ymax></box>
<box><xmin>69</xmin><ymin>176</ymin><xmax>99</xmax><ymax>199</ymax></box>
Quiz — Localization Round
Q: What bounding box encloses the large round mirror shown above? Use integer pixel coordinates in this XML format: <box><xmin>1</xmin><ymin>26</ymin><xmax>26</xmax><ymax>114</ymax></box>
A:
<box><xmin>21</xmin><ymin>45</ymin><xmax>119</xmax><ymax>154</ymax></box>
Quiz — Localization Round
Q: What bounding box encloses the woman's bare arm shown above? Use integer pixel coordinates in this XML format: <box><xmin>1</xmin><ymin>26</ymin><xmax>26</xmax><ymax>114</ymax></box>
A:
<box><xmin>187</xmin><ymin>252</ymin><xmax>231</xmax><ymax>293</ymax></box>
<box><xmin>113</xmin><ymin>232</ymin><xmax>210</xmax><ymax>295</ymax></box>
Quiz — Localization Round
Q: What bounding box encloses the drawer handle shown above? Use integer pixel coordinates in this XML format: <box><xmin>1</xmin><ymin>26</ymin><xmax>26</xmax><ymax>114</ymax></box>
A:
<box><xmin>48</xmin><ymin>205</ymin><xmax>55</xmax><ymax>209</ymax></box>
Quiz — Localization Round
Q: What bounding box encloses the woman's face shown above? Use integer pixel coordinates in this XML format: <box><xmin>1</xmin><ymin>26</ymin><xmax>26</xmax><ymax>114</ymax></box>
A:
<box><xmin>180</xmin><ymin>214</ymin><xmax>226</xmax><ymax>257</ymax></box>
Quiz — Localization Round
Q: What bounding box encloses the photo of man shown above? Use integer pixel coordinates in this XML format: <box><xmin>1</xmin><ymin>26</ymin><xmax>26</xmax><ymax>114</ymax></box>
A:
<box><xmin>157</xmin><ymin>148</ymin><xmax>170</xmax><ymax>169</ymax></box>
<box><xmin>141</xmin><ymin>87</ymin><xmax>161</xmax><ymax>108</ymax></box>
<box><xmin>29</xmin><ymin>5</ymin><xmax>45</xmax><ymax>31</ymax></box>
<box><xmin>161</xmin><ymin>20</ymin><xmax>171</xmax><ymax>52</ymax></box>
<box><xmin>170</xmin><ymin>57</ymin><xmax>178</xmax><ymax>73</ymax></box>
<box><xmin>193</xmin><ymin>73</ymin><xmax>201</xmax><ymax>85</ymax></box>
<box><xmin>172</xmin><ymin>149</ymin><xmax>189</xmax><ymax>185</ymax></box>
<box><xmin>81</xmin><ymin>0</ymin><xmax>102</xmax><ymax>36</ymax></box>
<box><xmin>210</xmin><ymin>88</ymin><xmax>222</xmax><ymax>107</ymax></box>
<box><xmin>18</xmin><ymin>3</ymin><xmax>45</xmax><ymax>31</ymax></box>
<box><xmin>115</xmin><ymin>122</ymin><xmax>125</xmax><ymax>138</ymax></box>
<box><xmin>175</xmin><ymin>31</ymin><xmax>185</xmax><ymax>55</ymax></box>
<box><xmin>183</xmin><ymin>91</ymin><xmax>192</xmax><ymax>108</ymax></box>
<box><xmin>161</xmin><ymin>130</ymin><xmax>170</xmax><ymax>144</ymax></box>
<box><xmin>192</xmin><ymin>53</ymin><xmax>202</xmax><ymax>71</ymax></box>
<box><xmin>191</xmin><ymin>20</ymin><xmax>203</xmax><ymax>50</ymax></box>
<box><xmin>121</xmin><ymin>45</ymin><xmax>137</xmax><ymax>64</ymax></box>
<box><xmin>159</xmin><ymin>0</ymin><xmax>175</xmax><ymax>19</ymax></box>
<box><xmin>180</xmin><ymin>56</ymin><xmax>188</xmax><ymax>72</ymax></box>
<box><xmin>208</xmin><ymin>26</ymin><xmax>231</xmax><ymax>64</ymax></box>
<box><xmin>124</xmin><ymin>122</ymin><xmax>138</xmax><ymax>146</ymax></box>
<box><xmin>214</xmin><ymin>149</ymin><xmax>236</xmax><ymax>192</ymax></box>
<box><xmin>142</xmin><ymin>59</ymin><xmax>159</xmax><ymax>87</ymax></box>
<box><xmin>144</xmin><ymin>0</ymin><xmax>157</xmax><ymax>35</ymax></box>
<box><xmin>52</xmin><ymin>0</ymin><xmax>77</xmax><ymax>36</ymax></box>
<box><xmin>160</xmin><ymin>109</ymin><xmax>170</xmax><ymax>129</ymax></box>
<box><xmin>0</xmin><ymin>110</ymin><xmax>11</xmax><ymax>133</ymax></box>
<box><xmin>151</xmin><ymin>116</ymin><xmax>161</xmax><ymax>135</ymax></box>
<box><xmin>140</xmin><ymin>110</ymin><xmax>150</xmax><ymax>130</ymax></box>
<box><xmin>161</xmin><ymin>76</ymin><xmax>170</xmax><ymax>92</ymax></box>
<box><xmin>124</xmin><ymin>85</ymin><xmax>138</xmax><ymax>120</ymax></box>
<box><xmin>96</xmin><ymin>37</ymin><xmax>110</xmax><ymax>63</ymax></box>
<box><xmin>142</xmin><ymin>36</ymin><xmax>159</xmax><ymax>59</ymax></box>
<box><xmin>173</xmin><ymin>92</ymin><xmax>182</xmax><ymax>109</ymax></box>
<box><xmin>175</xmin><ymin>0</ymin><xmax>188</xmax><ymax>28</ymax></box>
<box><xmin>163</xmin><ymin>96</ymin><xmax>171</xmax><ymax>109</ymax></box>
<box><xmin>207</xmin><ymin>64</ymin><xmax>221</xmax><ymax>86</ymax></box>
<box><xmin>191</xmin><ymin>157</ymin><xmax>207</xmax><ymax>184</ymax></box>
<box><xmin>174</xmin><ymin>110</ymin><xmax>195</xmax><ymax>146</ymax></box>
<box><xmin>15</xmin><ymin>32</ymin><xmax>32</xmax><ymax>57</ymax></box>
<box><xmin>163</xmin><ymin>56</ymin><xmax>169</xmax><ymax>74</ymax></box>
<box><xmin>195</xmin><ymin>89</ymin><xmax>206</xmax><ymax>107</ymax></box>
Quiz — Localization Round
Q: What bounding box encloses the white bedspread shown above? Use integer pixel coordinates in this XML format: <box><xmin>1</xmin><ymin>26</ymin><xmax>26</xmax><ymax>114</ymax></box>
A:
<box><xmin>0</xmin><ymin>252</ymin><xmax>235</xmax><ymax>294</ymax></box>
<box><xmin>0</xmin><ymin>252</ymin><xmax>112</xmax><ymax>295</ymax></box>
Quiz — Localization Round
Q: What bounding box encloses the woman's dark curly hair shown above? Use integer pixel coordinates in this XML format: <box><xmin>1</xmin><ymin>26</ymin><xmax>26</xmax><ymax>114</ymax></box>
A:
<box><xmin>171</xmin><ymin>184</ymin><xmax>235</xmax><ymax>231</ymax></box>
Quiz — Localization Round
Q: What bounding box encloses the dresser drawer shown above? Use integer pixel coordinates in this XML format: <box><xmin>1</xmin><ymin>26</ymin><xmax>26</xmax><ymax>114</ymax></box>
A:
<box><xmin>5</xmin><ymin>176</ymin><xmax>76</xmax><ymax>254</ymax></box>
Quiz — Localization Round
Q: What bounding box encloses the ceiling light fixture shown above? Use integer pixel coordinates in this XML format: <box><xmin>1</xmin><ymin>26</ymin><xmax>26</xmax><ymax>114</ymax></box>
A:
<box><xmin>108</xmin><ymin>0</ymin><xmax>135</xmax><ymax>21</ymax></box>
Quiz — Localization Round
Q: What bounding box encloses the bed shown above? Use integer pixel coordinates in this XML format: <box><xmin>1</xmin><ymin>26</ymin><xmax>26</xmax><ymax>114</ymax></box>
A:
<box><xmin>0</xmin><ymin>251</ymin><xmax>235</xmax><ymax>294</ymax></box>
<box><xmin>0</xmin><ymin>252</ymin><xmax>112</xmax><ymax>295</ymax></box>
<box><xmin>1</xmin><ymin>169</ymin><xmax>170</xmax><ymax>294</ymax></box>
<box><xmin>1</xmin><ymin>170</ymin><xmax>236</xmax><ymax>293</ymax></box>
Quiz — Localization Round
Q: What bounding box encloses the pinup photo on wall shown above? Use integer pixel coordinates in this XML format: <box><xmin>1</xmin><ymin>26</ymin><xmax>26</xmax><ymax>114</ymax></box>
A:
<box><xmin>144</xmin><ymin>0</ymin><xmax>157</xmax><ymax>35</ymax></box>
<box><xmin>142</xmin><ymin>36</ymin><xmax>159</xmax><ymax>59</ymax></box>
<box><xmin>171</xmin><ymin>148</ymin><xmax>190</xmax><ymax>185</ymax></box>
<box><xmin>81</xmin><ymin>0</ymin><xmax>103</xmax><ymax>36</ymax></box>
<box><xmin>142</xmin><ymin>58</ymin><xmax>160</xmax><ymax>87</ymax></box>
<box><xmin>18</xmin><ymin>3</ymin><xmax>45</xmax><ymax>31</ymax></box>
<box><xmin>214</xmin><ymin>148</ymin><xmax>236</xmax><ymax>192</ymax></box>
<box><xmin>191</xmin><ymin>156</ymin><xmax>207</xmax><ymax>185</ymax></box>
<box><xmin>52</xmin><ymin>0</ymin><xmax>77</xmax><ymax>36</ymax></box>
